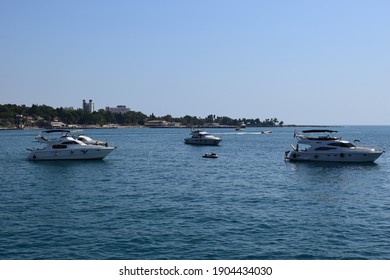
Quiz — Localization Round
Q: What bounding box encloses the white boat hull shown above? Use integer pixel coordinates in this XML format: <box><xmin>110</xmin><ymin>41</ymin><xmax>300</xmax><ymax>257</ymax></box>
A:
<box><xmin>28</xmin><ymin>147</ymin><xmax>115</xmax><ymax>161</ymax></box>
<box><xmin>287</xmin><ymin>150</ymin><xmax>383</xmax><ymax>163</ymax></box>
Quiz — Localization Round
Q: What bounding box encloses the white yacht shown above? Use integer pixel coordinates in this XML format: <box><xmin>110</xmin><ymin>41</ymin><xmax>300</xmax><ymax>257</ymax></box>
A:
<box><xmin>285</xmin><ymin>129</ymin><xmax>384</xmax><ymax>163</ymax></box>
<box><xmin>27</xmin><ymin>129</ymin><xmax>116</xmax><ymax>161</ymax></box>
<box><xmin>235</xmin><ymin>122</ymin><xmax>246</xmax><ymax>131</ymax></box>
<box><xmin>184</xmin><ymin>129</ymin><xmax>222</xmax><ymax>145</ymax></box>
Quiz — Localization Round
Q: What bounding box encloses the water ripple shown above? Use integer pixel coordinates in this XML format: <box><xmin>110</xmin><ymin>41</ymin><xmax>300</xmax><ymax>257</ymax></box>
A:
<box><xmin>1</xmin><ymin>127</ymin><xmax>390</xmax><ymax>259</ymax></box>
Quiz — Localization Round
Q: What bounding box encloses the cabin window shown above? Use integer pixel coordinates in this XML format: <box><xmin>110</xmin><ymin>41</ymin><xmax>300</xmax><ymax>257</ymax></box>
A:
<box><xmin>314</xmin><ymin>147</ymin><xmax>337</xmax><ymax>151</ymax></box>
<box><xmin>62</xmin><ymin>141</ymin><xmax>79</xmax><ymax>145</ymax></box>
<box><xmin>328</xmin><ymin>142</ymin><xmax>355</xmax><ymax>148</ymax></box>
<box><xmin>52</xmin><ymin>144</ymin><xmax>67</xmax><ymax>149</ymax></box>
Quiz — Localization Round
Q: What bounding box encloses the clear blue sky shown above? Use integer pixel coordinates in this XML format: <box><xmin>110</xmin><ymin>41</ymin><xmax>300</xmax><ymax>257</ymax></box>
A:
<box><xmin>1</xmin><ymin>0</ymin><xmax>389</xmax><ymax>125</ymax></box>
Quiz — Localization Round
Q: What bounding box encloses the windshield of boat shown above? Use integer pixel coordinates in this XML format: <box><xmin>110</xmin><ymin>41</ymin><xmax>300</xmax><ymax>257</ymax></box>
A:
<box><xmin>77</xmin><ymin>136</ymin><xmax>93</xmax><ymax>141</ymax></box>
<box><xmin>328</xmin><ymin>142</ymin><xmax>355</xmax><ymax>148</ymax></box>
<box><xmin>61</xmin><ymin>140</ymin><xmax>81</xmax><ymax>145</ymax></box>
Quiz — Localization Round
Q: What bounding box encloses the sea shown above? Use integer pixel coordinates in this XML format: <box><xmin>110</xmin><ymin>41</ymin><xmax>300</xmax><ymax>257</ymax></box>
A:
<box><xmin>1</xmin><ymin>126</ymin><xmax>390</xmax><ymax>260</ymax></box>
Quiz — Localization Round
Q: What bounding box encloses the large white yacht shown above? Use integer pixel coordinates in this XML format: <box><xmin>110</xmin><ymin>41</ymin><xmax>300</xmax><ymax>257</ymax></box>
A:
<box><xmin>27</xmin><ymin>129</ymin><xmax>116</xmax><ymax>161</ymax></box>
<box><xmin>285</xmin><ymin>129</ymin><xmax>384</xmax><ymax>163</ymax></box>
<box><xmin>184</xmin><ymin>129</ymin><xmax>222</xmax><ymax>145</ymax></box>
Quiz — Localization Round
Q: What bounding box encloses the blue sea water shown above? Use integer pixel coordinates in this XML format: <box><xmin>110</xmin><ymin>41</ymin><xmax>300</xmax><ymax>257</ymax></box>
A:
<box><xmin>1</xmin><ymin>126</ymin><xmax>390</xmax><ymax>260</ymax></box>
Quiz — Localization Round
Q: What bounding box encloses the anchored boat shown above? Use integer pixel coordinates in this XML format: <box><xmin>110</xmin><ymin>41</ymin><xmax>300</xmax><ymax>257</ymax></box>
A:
<box><xmin>184</xmin><ymin>129</ymin><xmax>222</xmax><ymax>145</ymax></box>
<box><xmin>285</xmin><ymin>129</ymin><xmax>384</xmax><ymax>163</ymax></box>
<box><xmin>27</xmin><ymin>129</ymin><xmax>116</xmax><ymax>161</ymax></box>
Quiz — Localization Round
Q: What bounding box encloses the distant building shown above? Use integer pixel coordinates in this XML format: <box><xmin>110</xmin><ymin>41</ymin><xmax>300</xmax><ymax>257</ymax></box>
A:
<box><xmin>83</xmin><ymin>99</ymin><xmax>94</xmax><ymax>113</ymax></box>
<box><xmin>50</xmin><ymin>121</ymin><xmax>66</xmax><ymax>128</ymax></box>
<box><xmin>105</xmin><ymin>105</ymin><xmax>131</xmax><ymax>114</ymax></box>
<box><xmin>144</xmin><ymin>120</ymin><xmax>169</xmax><ymax>127</ymax></box>
<box><xmin>204</xmin><ymin>122</ymin><xmax>221</xmax><ymax>127</ymax></box>
<box><xmin>14</xmin><ymin>114</ymin><xmax>25</xmax><ymax>129</ymax></box>
<box><xmin>26</xmin><ymin>116</ymin><xmax>36</xmax><ymax>126</ymax></box>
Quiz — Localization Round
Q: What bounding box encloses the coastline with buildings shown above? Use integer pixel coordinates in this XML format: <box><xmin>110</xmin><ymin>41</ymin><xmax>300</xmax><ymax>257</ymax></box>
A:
<box><xmin>1</xmin><ymin>99</ymin><xmax>285</xmax><ymax>130</ymax></box>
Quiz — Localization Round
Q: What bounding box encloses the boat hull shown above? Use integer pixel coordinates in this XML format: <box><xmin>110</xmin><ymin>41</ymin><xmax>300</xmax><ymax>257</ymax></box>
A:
<box><xmin>184</xmin><ymin>139</ymin><xmax>221</xmax><ymax>145</ymax></box>
<box><xmin>202</xmin><ymin>153</ymin><xmax>218</xmax><ymax>158</ymax></box>
<box><xmin>286</xmin><ymin>150</ymin><xmax>383</xmax><ymax>163</ymax></box>
<box><xmin>28</xmin><ymin>147</ymin><xmax>116</xmax><ymax>161</ymax></box>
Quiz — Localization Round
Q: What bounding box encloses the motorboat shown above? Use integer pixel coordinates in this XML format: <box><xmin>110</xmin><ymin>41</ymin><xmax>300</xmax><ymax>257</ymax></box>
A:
<box><xmin>26</xmin><ymin>129</ymin><xmax>116</xmax><ymax>160</ymax></box>
<box><xmin>202</xmin><ymin>152</ymin><xmax>218</xmax><ymax>158</ymax></box>
<box><xmin>235</xmin><ymin>122</ymin><xmax>246</xmax><ymax>131</ymax></box>
<box><xmin>285</xmin><ymin>129</ymin><xmax>384</xmax><ymax>163</ymax></box>
<box><xmin>184</xmin><ymin>129</ymin><xmax>222</xmax><ymax>145</ymax></box>
<box><xmin>260</xmin><ymin>130</ymin><xmax>272</xmax><ymax>134</ymax></box>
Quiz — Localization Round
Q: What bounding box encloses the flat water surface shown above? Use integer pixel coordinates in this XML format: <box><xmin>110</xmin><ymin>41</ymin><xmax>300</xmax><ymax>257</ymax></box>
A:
<box><xmin>1</xmin><ymin>126</ymin><xmax>390</xmax><ymax>259</ymax></box>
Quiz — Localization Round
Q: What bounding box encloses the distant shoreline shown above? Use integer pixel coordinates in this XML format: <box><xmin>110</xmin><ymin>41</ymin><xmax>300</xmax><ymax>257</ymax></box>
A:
<box><xmin>0</xmin><ymin>124</ymin><xmax>341</xmax><ymax>131</ymax></box>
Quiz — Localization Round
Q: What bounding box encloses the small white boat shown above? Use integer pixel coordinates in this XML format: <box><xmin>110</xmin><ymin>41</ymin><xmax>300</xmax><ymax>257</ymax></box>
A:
<box><xmin>285</xmin><ymin>129</ymin><xmax>384</xmax><ymax>163</ymax></box>
<box><xmin>235</xmin><ymin>122</ymin><xmax>246</xmax><ymax>131</ymax></box>
<box><xmin>27</xmin><ymin>129</ymin><xmax>116</xmax><ymax>161</ymax></box>
<box><xmin>202</xmin><ymin>152</ymin><xmax>218</xmax><ymax>158</ymax></box>
<box><xmin>260</xmin><ymin>130</ymin><xmax>272</xmax><ymax>134</ymax></box>
<box><xmin>184</xmin><ymin>129</ymin><xmax>222</xmax><ymax>145</ymax></box>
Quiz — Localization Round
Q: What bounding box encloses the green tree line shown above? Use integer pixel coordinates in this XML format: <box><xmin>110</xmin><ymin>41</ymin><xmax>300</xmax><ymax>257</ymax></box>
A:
<box><xmin>0</xmin><ymin>104</ymin><xmax>283</xmax><ymax>127</ymax></box>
